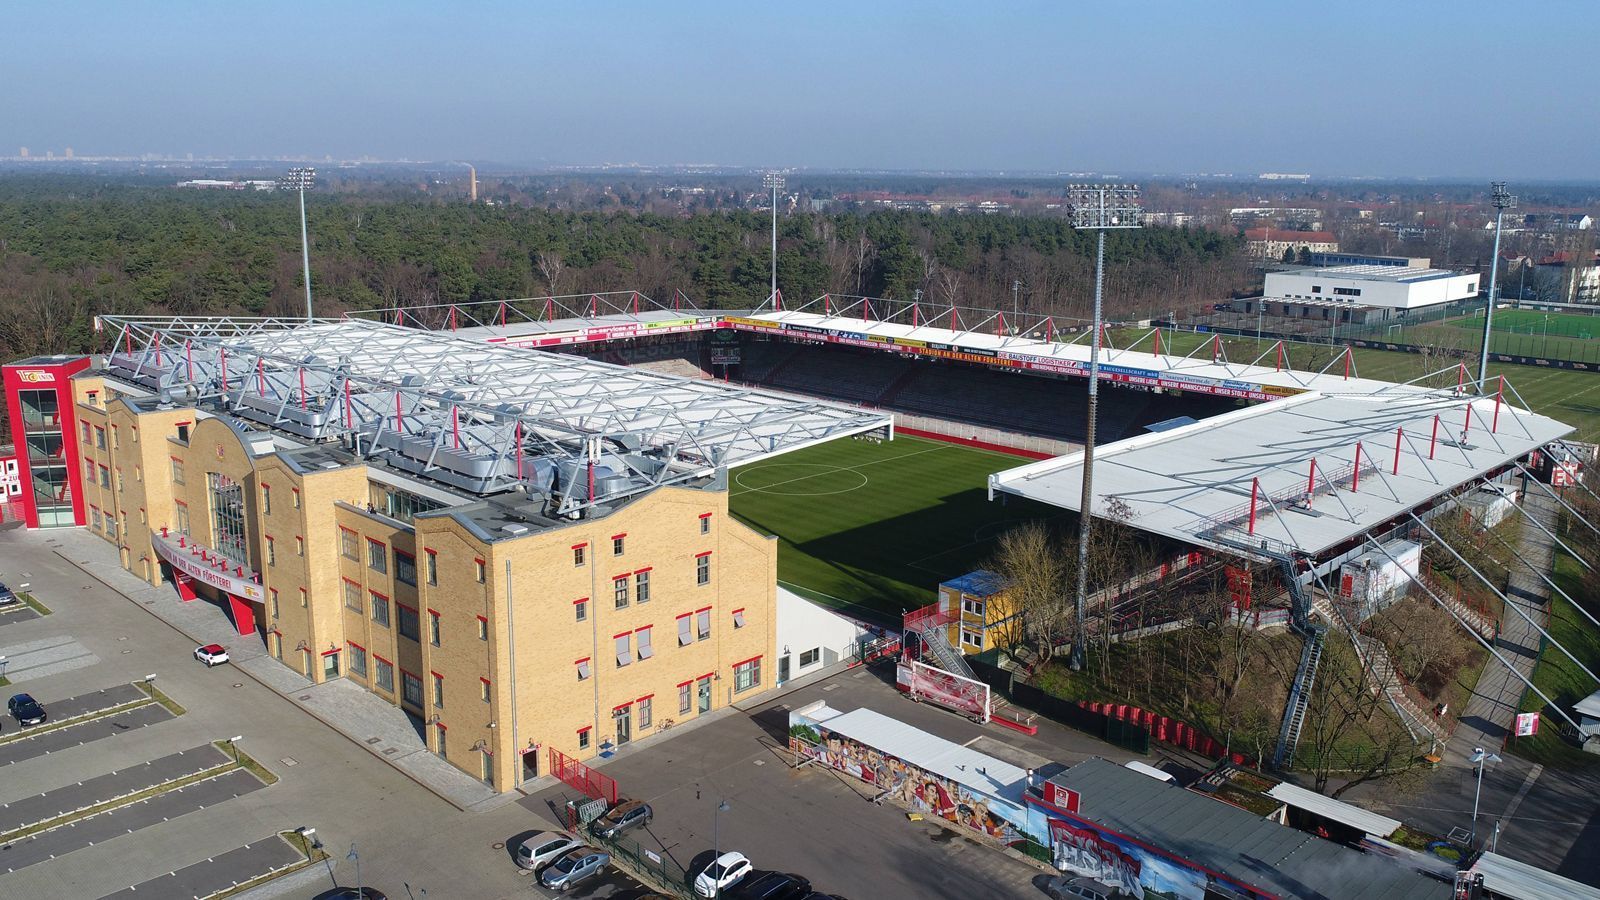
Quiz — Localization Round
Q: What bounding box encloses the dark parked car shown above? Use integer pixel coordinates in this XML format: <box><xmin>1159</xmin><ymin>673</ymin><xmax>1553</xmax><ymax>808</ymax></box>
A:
<box><xmin>731</xmin><ymin>873</ymin><xmax>811</xmax><ymax>900</ymax></box>
<box><xmin>8</xmin><ymin>694</ymin><xmax>46</xmax><ymax>726</ymax></box>
<box><xmin>589</xmin><ymin>799</ymin><xmax>653</xmax><ymax>838</ymax></box>
<box><xmin>315</xmin><ymin>889</ymin><xmax>388</xmax><ymax>900</ymax></box>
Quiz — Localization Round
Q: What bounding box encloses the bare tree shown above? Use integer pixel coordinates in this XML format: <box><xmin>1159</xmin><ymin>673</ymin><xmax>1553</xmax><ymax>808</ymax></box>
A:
<box><xmin>535</xmin><ymin>250</ymin><xmax>567</xmax><ymax>297</ymax></box>
<box><xmin>987</xmin><ymin>523</ymin><xmax>1071</xmax><ymax>665</ymax></box>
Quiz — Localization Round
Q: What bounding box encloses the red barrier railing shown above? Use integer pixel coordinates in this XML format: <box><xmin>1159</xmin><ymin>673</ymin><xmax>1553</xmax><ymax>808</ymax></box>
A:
<box><xmin>548</xmin><ymin>746</ymin><xmax>618</xmax><ymax>806</ymax></box>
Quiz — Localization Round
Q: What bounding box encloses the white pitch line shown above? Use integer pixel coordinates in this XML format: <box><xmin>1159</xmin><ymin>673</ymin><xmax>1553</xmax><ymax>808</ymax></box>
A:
<box><xmin>730</xmin><ymin>444</ymin><xmax>950</xmax><ymax>496</ymax></box>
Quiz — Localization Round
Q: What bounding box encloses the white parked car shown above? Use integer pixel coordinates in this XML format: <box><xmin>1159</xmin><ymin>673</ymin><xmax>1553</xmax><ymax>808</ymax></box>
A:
<box><xmin>516</xmin><ymin>830</ymin><xmax>582</xmax><ymax>871</ymax></box>
<box><xmin>194</xmin><ymin>643</ymin><xmax>230</xmax><ymax>666</ymax></box>
<box><xmin>694</xmin><ymin>850</ymin><xmax>753</xmax><ymax>897</ymax></box>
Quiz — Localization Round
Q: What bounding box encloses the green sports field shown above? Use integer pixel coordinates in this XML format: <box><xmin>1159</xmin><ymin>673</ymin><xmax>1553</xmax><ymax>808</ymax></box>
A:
<box><xmin>727</xmin><ymin>435</ymin><xmax>1059</xmax><ymax>624</ymax></box>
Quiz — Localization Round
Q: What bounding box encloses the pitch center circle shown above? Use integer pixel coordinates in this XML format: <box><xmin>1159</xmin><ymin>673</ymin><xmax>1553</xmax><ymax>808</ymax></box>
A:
<box><xmin>734</xmin><ymin>463</ymin><xmax>870</xmax><ymax>496</ymax></box>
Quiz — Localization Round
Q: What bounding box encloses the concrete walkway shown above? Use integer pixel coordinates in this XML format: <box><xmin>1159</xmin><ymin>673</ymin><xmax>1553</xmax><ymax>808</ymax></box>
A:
<box><xmin>1445</xmin><ymin>493</ymin><xmax>1558</xmax><ymax>767</ymax></box>
<box><xmin>40</xmin><ymin>528</ymin><xmax>514</xmax><ymax>812</ymax></box>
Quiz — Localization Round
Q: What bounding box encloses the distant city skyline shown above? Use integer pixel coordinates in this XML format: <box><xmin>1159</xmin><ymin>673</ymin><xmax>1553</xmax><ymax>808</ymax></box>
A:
<box><xmin>3</xmin><ymin>1</ymin><xmax>1595</xmax><ymax>179</ymax></box>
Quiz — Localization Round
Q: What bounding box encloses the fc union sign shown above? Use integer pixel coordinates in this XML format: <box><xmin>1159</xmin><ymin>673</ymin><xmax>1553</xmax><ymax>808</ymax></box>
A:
<box><xmin>150</xmin><ymin>531</ymin><xmax>264</xmax><ymax>603</ymax></box>
<box><xmin>14</xmin><ymin>370</ymin><xmax>56</xmax><ymax>384</ymax></box>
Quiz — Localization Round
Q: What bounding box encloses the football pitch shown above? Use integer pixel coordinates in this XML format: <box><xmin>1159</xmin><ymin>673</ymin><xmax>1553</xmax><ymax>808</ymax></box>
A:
<box><xmin>727</xmin><ymin>435</ymin><xmax>1060</xmax><ymax>624</ymax></box>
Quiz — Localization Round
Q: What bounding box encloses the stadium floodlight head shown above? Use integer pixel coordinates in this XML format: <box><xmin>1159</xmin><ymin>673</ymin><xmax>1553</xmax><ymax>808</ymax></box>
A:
<box><xmin>762</xmin><ymin>171</ymin><xmax>785</xmax><ymax>192</ymax></box>
<box><xmin>1067</xmin><ymin>183</ymin><xmax>1143</xmax><ymax>230</ymax></box>
<box><xmin>279</xmin><ymin>167</ymin><xmax>316</xmax><ymax>192</ymax></box>
<box><xmin>1490</xmin><ymin>182</ymin><xmax>1517</xmax><ymax>212</ymax></box>
<box><xmin>280</xmin><ymin>167</ymin><xmax>318</xmax><ymax>321</ymax></box>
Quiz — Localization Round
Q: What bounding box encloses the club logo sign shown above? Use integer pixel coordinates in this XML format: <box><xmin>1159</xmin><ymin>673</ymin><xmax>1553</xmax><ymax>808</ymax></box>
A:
<box><xmin>215</xmin><ymin>443</ymin><xmax>226</xmax><ymax>460</ymax></box>
<box><xmin>14</xmin><ymin>370</ymin><xmax>55</xmax><ymax>383</ymax></box>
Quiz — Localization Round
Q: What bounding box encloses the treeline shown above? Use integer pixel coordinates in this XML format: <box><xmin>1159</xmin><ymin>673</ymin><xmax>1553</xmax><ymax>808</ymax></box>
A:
<box><xmin>0</xmin><ymin>178</ymin><xmax>1252</xmax><ymax>362</ymax></box>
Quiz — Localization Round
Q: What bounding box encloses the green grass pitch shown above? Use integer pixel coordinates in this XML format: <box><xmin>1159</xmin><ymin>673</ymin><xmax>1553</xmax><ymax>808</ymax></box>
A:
<box><xmin>727</xmin><ymin>435</ymin><xmax>1059</xmax><ymax>623</ymax></box>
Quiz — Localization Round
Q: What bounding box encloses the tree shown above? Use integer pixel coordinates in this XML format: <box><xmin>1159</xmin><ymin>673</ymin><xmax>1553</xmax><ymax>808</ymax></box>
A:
<box><xmin>535</xmin><ymin>251</ymin><xmax>567</xmax><ymax>297</ymax></box>
<box><xmin>986</xmin><ymin>523</ymin><xmax>1071</xmax><ymax>665</ymax></box>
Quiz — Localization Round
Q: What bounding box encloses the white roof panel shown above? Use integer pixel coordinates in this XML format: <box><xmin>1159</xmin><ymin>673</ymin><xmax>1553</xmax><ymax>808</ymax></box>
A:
<box><xmin>1469</xmin><ymin>851</ymin><xmax>1600</xmax><ymax>900</ymax></box>
<box><xmin>1266</xmin><ymin>781</ymin><xmax>1402</xmax><ymax>837</ymax></box>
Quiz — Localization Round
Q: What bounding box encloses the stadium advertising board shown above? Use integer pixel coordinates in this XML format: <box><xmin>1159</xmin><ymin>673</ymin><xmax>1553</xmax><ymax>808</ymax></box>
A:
<box><xmin>490</xmin><ymin>317</ymin><xmax>716</xmax><ymax>349</ymax></box>
<box><xmin>896</xmin><ymin>659</ymin><xmax>991</xmax><ymax>721</ymax></box>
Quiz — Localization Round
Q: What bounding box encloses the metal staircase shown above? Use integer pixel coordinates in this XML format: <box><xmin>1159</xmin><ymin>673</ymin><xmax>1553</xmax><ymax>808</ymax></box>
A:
<box><xmin>1278</xmin><ymin>556</ymin><xmax>1314</xmax><ymax>633</ymax></box>
<box><xmin>1272</xmin><ymin>623</ymin><xmax>1326</xmax><ymax>770</ymax></box>
<box><xmin>916</xmin><ymin>620</ymin><xmax>977</xmax><ymax>679</ymax></box>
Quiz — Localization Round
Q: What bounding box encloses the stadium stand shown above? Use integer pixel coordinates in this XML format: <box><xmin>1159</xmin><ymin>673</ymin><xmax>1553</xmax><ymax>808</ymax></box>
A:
<box><xmin>759</xmin><ymin>345</ymin><xmax>913</xmax><ymax>404</ymax></box>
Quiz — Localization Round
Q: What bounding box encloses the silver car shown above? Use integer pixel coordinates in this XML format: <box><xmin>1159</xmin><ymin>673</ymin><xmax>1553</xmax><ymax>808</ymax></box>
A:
<box><xmin>540</xmin><ymin>846</ymin><xmax>610</xmax><ymax>891</ymax></box>
<box><xmin>515</xmin><ymin>830</ymin><xmax>581</xmax><ymax>871</ymax></box>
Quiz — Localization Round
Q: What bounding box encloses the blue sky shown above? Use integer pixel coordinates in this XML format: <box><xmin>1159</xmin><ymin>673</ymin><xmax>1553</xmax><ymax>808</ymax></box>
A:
<box><xmin>3</xmin><ymin>1</ymin><xmax>1593</xmax><ymax>177</ymax></box>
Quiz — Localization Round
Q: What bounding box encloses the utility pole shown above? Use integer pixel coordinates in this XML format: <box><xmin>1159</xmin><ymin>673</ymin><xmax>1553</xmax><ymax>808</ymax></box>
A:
<box><xmin>1478</xmin><ymin>183</ymin><xmax>1516</xmax><ymax>389</ymax></box>
<box><xmin>1066</xmin><ymin>184</ymin><xmax>1141</xmax><ymax>670</ymax></box>
<box><xmin>763</xmin><ymin>172</ymin><xmax>784</xmax><ymax>304</ymax></box>
<box><xmin>279</xmin><ymin>167</ymin><xmax>317</xmax><ymax>321</ymax></box>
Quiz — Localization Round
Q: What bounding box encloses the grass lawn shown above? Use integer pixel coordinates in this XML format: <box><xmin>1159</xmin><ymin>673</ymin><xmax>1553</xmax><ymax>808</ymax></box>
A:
<box><xmin>728</xmin><ymin>435</ymin><xmax>1059</xmax><ymax>623</ymax></box>
<box><xmin>1507</xmin><ymin>549</ymin><xmax>1600</xmax><ymax>768</ymax></box>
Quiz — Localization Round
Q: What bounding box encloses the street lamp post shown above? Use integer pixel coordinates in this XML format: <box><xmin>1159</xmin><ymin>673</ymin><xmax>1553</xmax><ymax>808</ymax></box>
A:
<box><xmin>763</xmin><ymin>173</ymin><xmax>784</xmax><ymax>304</ymax></box>
<box><xmin>347</xmin><ymin>843</ymin><xmax>362</xmax><ymax>896</ymax></box>
<box><xmin>1065</xmin><ymin>184</ymin><xmax>1142</xmax><ymax>670</ymax></box>
<box><xmin>1478</xmin><ymin>183</ymin><xmax>1517</xmax><ymax>389</ymax></box>
<box><xmin>1469</xmin><ymin>746</ymin><xmax>1502</xmax><ymax>845</ymax></box>
<box><xmin>712</xmin><ymin>799</ymin><xmax>730</xmax><ymax>897</ymax></box>
<box><xmin>279</xmin><ymin>167</ymin><xmax>317</xmax><ymax>321</ymax></box>
<box><xmin>226</xmin><ymin>735</ymin><xmax>243</xmax><ymax>766</ymax></box>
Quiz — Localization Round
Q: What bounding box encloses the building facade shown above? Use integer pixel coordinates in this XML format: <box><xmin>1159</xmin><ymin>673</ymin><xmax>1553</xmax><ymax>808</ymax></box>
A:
<box><xmin>1263</xmin><ymin>265</ymin><xmax>1479</xmax><ymax>312</ymax></box>
<box><xmin>55</xmin><ymin>362</ymin><xmax>781</xmax><ymax>792</ymax></box>
<box><xmin>1243</xmin><ymin>228</ymin><xmax>1339</xmax><ymax>259</ymax></box>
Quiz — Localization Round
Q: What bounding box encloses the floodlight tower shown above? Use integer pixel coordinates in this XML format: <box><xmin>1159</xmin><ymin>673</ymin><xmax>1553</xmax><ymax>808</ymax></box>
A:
<box><xmin>1066</xmin><ymin>183</ymin><xmax>1142</xmax><ymax>670</ymax></box>
<box><xmin>763</xmin><ymin>172</ymin><xmax>785</xmax><ymax>303</ymax></box>
<box><xmin>280</xmin><ymin>167</ymin><xmax>317</xmax><ymax>320</ymax></box>
<box><xmin>1477</xmin><ymin>182</ymin><xmax>1516</xmax><ymax>389</ymax></box>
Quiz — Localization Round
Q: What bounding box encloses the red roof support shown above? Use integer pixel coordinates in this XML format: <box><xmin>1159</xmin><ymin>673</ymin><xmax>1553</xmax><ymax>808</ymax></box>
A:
<box><xmin>1352</xmin><ymin>443</ymin><xmax>1363</xmax><ymax>492</ymax></box>
<box><xmin>1393</xmin><ymin>426</ymin><xmax>1403</xmax><ymax>475</ymax></box>
<box><xmin>1429</xmin><ymin>414</ymin><xmax>1439</xmax><ymax>459</ymax></box>
<box><xmin>1492</xmin><ymin>375</ymin><xmax>1504</xmax><ymax>433</ymax></box>
<box><xmin>1307</xmin><ymin>457</ymin><xmax>1318</xmax><ymax>507</ymax></box>
<box><xmin>1247</xmin><ymin>477</ymin><xmax>1259</xmax><ymax>535</ymax></box>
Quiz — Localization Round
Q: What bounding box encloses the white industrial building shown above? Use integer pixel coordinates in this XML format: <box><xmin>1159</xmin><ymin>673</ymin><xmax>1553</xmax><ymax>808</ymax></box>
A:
<box><xmin>774</xmin><ymin>587</ymin><xmax>874</xmax><ymax>686</ymax></box>
<box><xmin>1264</xmin><ymin>265</ymin><xmax>1480</xmax><ymax>313</ymax></box>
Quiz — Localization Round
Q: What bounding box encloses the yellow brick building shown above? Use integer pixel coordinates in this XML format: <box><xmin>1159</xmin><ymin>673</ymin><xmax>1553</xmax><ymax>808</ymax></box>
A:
<box><xmin>69</xmin><ymin>316</ymin><xmax>884</xmax><ymax>791</ymax></box>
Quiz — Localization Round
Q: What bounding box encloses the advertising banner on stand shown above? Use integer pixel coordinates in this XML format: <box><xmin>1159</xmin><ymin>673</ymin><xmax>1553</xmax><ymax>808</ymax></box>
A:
<box><xmin>896</xmin><ymin>660</ymin><xmax>990</xmax><ymax>722</ymax></box>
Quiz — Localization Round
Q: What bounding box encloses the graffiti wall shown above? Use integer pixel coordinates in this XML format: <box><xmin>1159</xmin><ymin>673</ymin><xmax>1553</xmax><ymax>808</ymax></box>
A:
<box><xmin>1048</xmin><ymin>817</ymin><xmax>1208</xmax><ymax>900</ymax></box>
<box><xmin>788</xmin><ymin>720</ymin><xmax>1025</xmax><ymax>843</ymax></box>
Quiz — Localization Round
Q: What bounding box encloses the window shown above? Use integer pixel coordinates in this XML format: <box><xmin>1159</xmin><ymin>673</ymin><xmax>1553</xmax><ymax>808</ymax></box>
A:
<box><xmin>639</xmin><ymin>696</ymin><xmax>653</xmax><ymax>729</ymax></box>
<box><xmin>135</xmin><ymin>465</ymin><xmax>142</xmax><ymax>483</ymax></box>
<box><xmin>292</xmin><ymin>488</ymin><xmax>301</xmax><ymax>509</ymax></box>
<box><xmin>99</xmin><ymin>465</ymin><xmax>110</xmax><ymax>488</ymax></box>
<box><xmin>115</xmin><ymin>470</ymin><xmax>124</xmax><ymax>490</ymax></box>
<box><xmin>398</xmin><ymin>604</ymin><xmax>420</xmax><ymax>641</ymax></box>
<box><xmin>961</xmin><ymin>596</ymin><xmax>985</xmax><ymax>617</ymax></box>
<box><xmin>477</xmin><ymin>616</ymin><xmax>488</xmax><ymax>641</ymax></box>
<box><xmin>1311</xmin><ymin>285</ymin><xmax>1322</xmax><ymax>293</ymax></box>
<box><xmin>960</xmin><ymin>627</ymin><xmax>984</xmax><ymax>650</ymax></box>
<box><xmin>474</xmin><ymin>558</ymin><xmax>486</xmax><ymax>583</ymax></box>
<box><xmin>367</xmin><ymin>538</ymin><xmax>387</xmax><ymax>574</ymax></box>
<box><xmin>170</xmin><ymin>457</ymin><xmax>185</xmax><ymax>484</ymax></box>
<box><xmin>696</xmin><ymin>608</ymin><xmax>712</xmax><ymax>641</ymax></box>
<box><xmin>799</xmin><ymin>647</ymin><xmax>820</xmax><ymax>667</ymax></box>
<box><xmin>425</xmin><ymin>550</ymin><xmax>438</xmax><ymax>585</ymax></box>
<box><xmin>480</xmin><ymin>678</ymin><xmax>491</xmax><ymax>703</ymax></box>
<box><xmin>678</xmin><ymin>614</ymin><xmax>693</xmax><ymax>646</ymax></box>
<box><xmin>1334</xmin><ymin>286</ymin><xmax>1362</xmax><ymax>297</ymax></box>
<box><xmin>573</xmin><ymin>543</ymin><xmax>587</xmax><ymax>567</ymax></box>
<box><xmin>343</xmin><ymin>580</ymin><xmax>363</xmax><ymax>613</ymax></box>
<box><xmin>348</xmin><ymin>644</ymin><xmax>368</xmax><ymax>678</ymax></box>
<box><xmin>613</xmin><ymin>576</ymin><xmax>629</xmax><ymax>609</ymax></box>
<box><xmin>732</xmin><ymin>608</ymin><xmax>746</xmax><ymax>629</ymax></box>
<box><xmin>733</xmin><ymin>657</ymin><xmax>762</xmax><ymax>694</ymax></box>
<box><xmin>700</xmin><ymin>512</ymin><xmax>712</xmax><ymax>534</ymax></box>
<box><xmin>375</xmin><ymin>657</ymin><xmax>394</xmax><ymax>692</ymax></box>
<box><xmin>428</xmin><ymin>610</ymin><xmax>442</xmax><ymax>647</ymax></box>
<box><xmin>576</xmin><ymin>657</ymin><xmax>592</xmax><ymax>681</ymax></box>
<box><xmin>80</xmin><ymin>422</ymin><xmax>90</xmax><ymax>444</ymax></box>
<box><xmin>208</xmin><ymin>473</ymin><xmax>248</xmax><ymax>562</ymax></box>
<box><xmin>340</xmin><ymin>528</ymin><xmax>358</xmax><ymax>561</ymax></box>
<box><xmin>637</xmin><ymin>626</ymin><xmax>654</xmax><ymax>660</ymax></box>
<box><xmin>578</xmin><ymin>727</ymin><xmax>591</xmax><ymax>750</ymax></box>
<box><xmin>615</xmin><ymin>632</ymin><xmax>633</xmax><ymax>667</ymax></box>
<box><xmin>575</xmin><ymin>597</ymin><xmax>589</xmax><ymax>621</ymax></box>
<box><xmin>91</xmin><ymin>508</ymin><xmax>102</xmax><ymax>531</ymax></box>
<box><xmin>261</xmin><ymin>484</ymin><xmax>271</xmax><ymax>515</ymax></box>
<box><xmin>395</xmin><ymin>551</ymin><xmax>417</xmax><ymax>586</ymax></box>
<box><xmin>696</xmin><ymin>552</ymin><xmax>711</xmax><ymax>586</ymax></box>
<box><xmin>95</xmin><ymin>426</ymin><xmax>106</xmax><ymax>449</ymax></box>
<box><xmin>635</xmin><ymin>570</ymin><xmax>651</xmax><ymax>604</ymax></box>
<box><xmin>295</xmin><ymin>536</ymin><xmax>304</xmax><ymax>557</ymax></box>
<box><xmin>175</xmin><ymin>502</ymin><xmax>190</xmax><ymax>535</ymax></box>
<box><xmin>111</xmin><ymin>425</ymin><xmax>119</xmax><ymax>449</ymax></box>
<box><xmin>371</xmin><ymin>592</ymin><xmax>390</xmax><ymax>627</ymax></box>
<box><xmin>270</xmin><ymin>589</ymin><xmax>280</xmax><ymax>619</ymax></box>
<box><xmin>679</xmin><ymin>682</ymin><xmax>692</xmax><ymax>715</ymax></box>
<box><xmin>432</xmin><ymin>672</ymin><xmax>444</xmax><ymax>709</ymax></box>
<box><xmin>369</xmin><ymin>482</ymin><xmax>446</xmax><ymax>524</ymax></box>
<box><xmin>299</xmin><ymin>587</ymin><xmax>307</xmax><ymax>607</ymax></box>
<box><xmin>612</xmin><ymin>534</ymin><xmax>625</xmax><ymax>556</ymax></box>
<box><xmin>265</xmin><ymin>536</ymin><xmax>276</xmax><ymax>567</ymax></box>
<box><xmin>402</xmin><ymin>671</ymin><xmax>423</xmax><ymax>706</ymax></box>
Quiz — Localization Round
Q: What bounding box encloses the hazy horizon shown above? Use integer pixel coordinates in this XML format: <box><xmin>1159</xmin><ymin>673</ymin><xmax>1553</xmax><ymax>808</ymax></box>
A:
<box><xmin>5</xmin><ymin>1</ymin><xmax>1595</xmax><ymax>180</ymax></box>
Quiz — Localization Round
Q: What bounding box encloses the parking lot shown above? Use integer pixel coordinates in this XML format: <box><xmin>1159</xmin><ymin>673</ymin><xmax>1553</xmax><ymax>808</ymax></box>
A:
<box><xmin>522</xmin><ymin>664</ymin><xmax>1090</xmax><ymax>900</ymax></box>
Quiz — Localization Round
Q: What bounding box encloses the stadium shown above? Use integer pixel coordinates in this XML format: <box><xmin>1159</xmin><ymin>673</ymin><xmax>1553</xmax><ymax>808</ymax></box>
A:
<box><xmin>5</xmin><ymin>286</ymin><xmax>1597</xmax><ymax>787</ymax></box>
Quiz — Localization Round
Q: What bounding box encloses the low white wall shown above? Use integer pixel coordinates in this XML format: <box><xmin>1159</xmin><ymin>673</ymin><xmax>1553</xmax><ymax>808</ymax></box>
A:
<box><xmin>776</xmin><ymin>587</ymin><xmax>872</xmax><ymax>684</ymax></box>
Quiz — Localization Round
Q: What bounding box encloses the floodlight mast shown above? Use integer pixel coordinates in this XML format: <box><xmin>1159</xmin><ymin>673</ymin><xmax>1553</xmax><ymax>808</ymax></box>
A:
<box><xmin>1477</xmin><ymin>182</ymin><xmax>1516</xmax><ymax>390</ymax></box>
<box><xmin>280</xmin><ymin>167</ymin><xmax>317</xmax><ymax>321</ymax></box>
<box><xmin>763</xmin><ymin>172</ymin><xmax>785</xmax><ymax>303</ymax></box>
<box><xmin>1066</xmin><ymin>183</ymin><xmax>1141</xmax><ymax>670</ymax></box>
